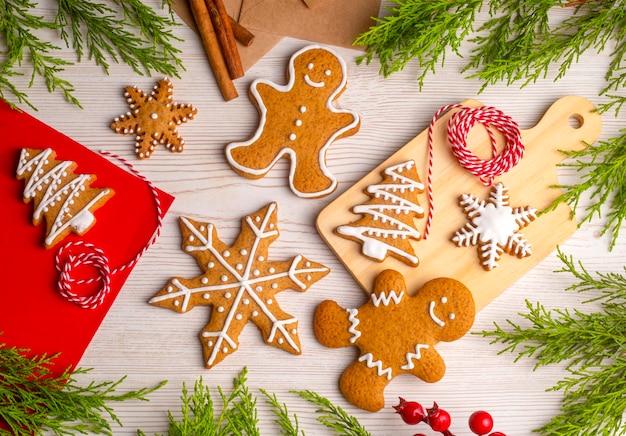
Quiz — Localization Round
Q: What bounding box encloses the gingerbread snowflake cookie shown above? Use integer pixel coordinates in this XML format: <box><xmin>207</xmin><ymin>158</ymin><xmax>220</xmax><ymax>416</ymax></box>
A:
<box><xmin>225</xmin><ymin>45</ymin><xmax>360</xmax><ymax>198</ymax></box>
<box><xmin>336</xmin><ymin>160</ymin><xmax>425</xmax><ymax>265</ymax></box>
<box><xmin>314</xmin><ymin>269</ymin><xmax>475</xmax><ymax>412</ymax></box>
<box><xmin>451</xmin><ymin>183</ymin><xmax>537</xmax><ymax>271</ymax></box>
<box><xmin>16</xmin><ymin>148</ymin><xmax>114</xmax><ymax>248</ymax></box>
<box><xmin>110</xmin><ymin>78</ymin><xmax>197</xmax><ymax>159</ymax></box>
<box><xmin>149</xmin><ymin>202</ymin><xmax>330</xmax><ymax>369</ymax></box>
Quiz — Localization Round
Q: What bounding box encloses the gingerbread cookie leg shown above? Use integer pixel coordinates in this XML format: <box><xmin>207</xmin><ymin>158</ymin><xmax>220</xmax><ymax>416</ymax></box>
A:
<box><xmin>340</xmin><ymin>360</ymin><xmax>390</xmax><ymax>412</ymax></box>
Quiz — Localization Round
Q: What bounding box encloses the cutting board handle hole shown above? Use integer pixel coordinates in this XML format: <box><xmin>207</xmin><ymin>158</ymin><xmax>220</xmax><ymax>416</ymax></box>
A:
<box><xmin>568</xmin><ymin>113</ymin><xmax>584</xmax><ymax>129</ymax></box>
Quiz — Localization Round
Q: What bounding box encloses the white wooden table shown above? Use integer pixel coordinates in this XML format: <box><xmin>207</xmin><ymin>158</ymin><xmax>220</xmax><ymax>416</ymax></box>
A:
<box><xmin>18</xmin><ymin>2</ymin><xmax>625</xmax><ymax>434</ymax></box>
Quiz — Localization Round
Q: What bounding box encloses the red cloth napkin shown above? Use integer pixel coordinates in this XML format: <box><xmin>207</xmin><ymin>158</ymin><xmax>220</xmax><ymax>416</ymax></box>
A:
<box><xmin>0</xmin><ymin>101</ymin><xmax>174</xmax><ymax>376</ymax></box>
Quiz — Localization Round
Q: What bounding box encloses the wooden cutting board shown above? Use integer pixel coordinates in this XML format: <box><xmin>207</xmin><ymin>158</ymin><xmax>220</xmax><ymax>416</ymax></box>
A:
<box><xmin>317</xmin><ymin>96</ymin><xmax>602</xmax><ymax>310</ymax></box>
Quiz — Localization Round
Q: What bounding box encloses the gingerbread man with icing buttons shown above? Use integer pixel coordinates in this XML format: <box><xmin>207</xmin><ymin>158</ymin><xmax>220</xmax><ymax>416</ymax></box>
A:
<box><xmin>225</xmin><ymin>45</ymin><xmax>360</xmax><ymax>198</ymax></box>
<box><xmin>314</xmin><ymin>269</ymin><xmax>475</xmax><ymax>412</ymax></box>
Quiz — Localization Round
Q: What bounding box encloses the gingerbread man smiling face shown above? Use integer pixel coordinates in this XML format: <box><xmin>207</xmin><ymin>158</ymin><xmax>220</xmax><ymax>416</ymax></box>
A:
<box><xmin>314</xmin><ymin>269</ymin><xmax>475</xmax><ymax>412</ymax></box>
<box><xmin>225</xmin><ymin>45</ymin><xmax>360</xmax><ymax>198</ymax></box>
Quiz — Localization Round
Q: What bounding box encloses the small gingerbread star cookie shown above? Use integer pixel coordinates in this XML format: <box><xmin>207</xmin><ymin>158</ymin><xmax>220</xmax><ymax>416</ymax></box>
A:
<box><xmin>225</xmin><ymin>45</ymin><xmax>360</xmax><ymax>198</ymax></box>
<box><xmin>314</xmin><ymin>269</ymin><xmax>475</xmax><ymax>412</ymax></box>
<box><xmin>110</xmin><ymin>78</ymin><xmax>197</xmax><ymax>159</ymax></box>
<box><xmin>451</xmin><ymin>183</ymin><xmax>537</xmax><ymax>270</ymax></box>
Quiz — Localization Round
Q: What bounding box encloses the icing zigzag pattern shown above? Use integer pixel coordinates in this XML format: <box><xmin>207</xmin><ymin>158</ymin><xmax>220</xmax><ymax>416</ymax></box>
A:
<box><xmin>336</xmin><ymin>160</ymin><xmax>425</xmax><ymax>266</ymax></box>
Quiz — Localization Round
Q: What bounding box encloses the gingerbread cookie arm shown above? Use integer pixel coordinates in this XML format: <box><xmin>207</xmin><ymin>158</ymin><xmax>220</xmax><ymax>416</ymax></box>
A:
<box><xmin>225</xmin><ymin>81</ymin><xmax>289</xmax><ymax>178</ymax></box>
<box><xmin>400</xmin><ymin>344</ymin><xmax>446</xmax><ymax>383</ymax></box>
<box><xmin>313</xmin><ymin>300</ymin><xmax>357</xmax><ymax>348</ymax></box>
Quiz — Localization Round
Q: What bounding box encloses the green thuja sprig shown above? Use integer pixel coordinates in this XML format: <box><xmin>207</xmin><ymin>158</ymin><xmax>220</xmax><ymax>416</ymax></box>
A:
<box><xmin>354</xmin><ymin>0</ymin><xmax>483</xmax><ymax>87</ymax></box>
<box><xmin>546</xmin><ymin>130</ymin><xmax>626</xmax><ymax>251</ymax></box>
<box><xmin>138</xmin><ymin>369</ymin><xmax>371</xmax><ymax>435</ymax></box>
<box><xmin>0</xmin><ymin>0</ymin><xmax>183</xmax><ymax>110</ymax></box>
<box><xmin>481</xmin><ymin>248</ymin><xmax>626</xmax><ymax>435</ymax></box>
<box><xmin>293</xmin><ymin>390</ymin><xmax>372</xmax><ymax>436</ymax></box>
<box><xmin>0</xmin><ymin>340</ymin><xmax>166</xmax><ymax>436</ymax></box>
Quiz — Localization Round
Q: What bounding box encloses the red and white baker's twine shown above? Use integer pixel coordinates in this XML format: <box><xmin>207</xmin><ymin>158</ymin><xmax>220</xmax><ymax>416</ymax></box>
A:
<box><xmin>54</xmin><ymin>151</ymin><xmax>164</xmax><ymax>310</ymax></box>
<box><xmin>423</xmin><ymin>104</ymin><xmax>525</xmax><ymax>239</ymax></box>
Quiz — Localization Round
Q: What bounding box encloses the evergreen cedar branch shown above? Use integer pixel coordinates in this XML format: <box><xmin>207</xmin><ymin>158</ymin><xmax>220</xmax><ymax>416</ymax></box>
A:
<box><xmin>355</xmin><ymin>0</ymin><xmax>626</xmax><ymax>250</ymax></box>
<box><xmin>0</xmin><ymin>0</ymin><xmax>183</xmax><ymax>110</ymax></box>
<box><xmin>481</xmin><ymin>247</ymin><xmax>626</xmax><ymax>435</ymax></box>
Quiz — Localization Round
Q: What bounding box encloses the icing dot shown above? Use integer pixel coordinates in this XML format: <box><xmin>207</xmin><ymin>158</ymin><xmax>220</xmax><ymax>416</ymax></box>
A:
<box><xmin>291</xmin><ymin>329</ymin><xmax>297</xmax><ymax>334</ymax></box>
<box><xmin>201</xmin><ymin>277</ymin><xmax>209</xmax><ymax>284</ymax></box>
<box><xmin>306</xmin><ymin>275</ymin><xmax>312</xmax><ymax>281</ymax></box>
<box><xmin>240</xmin><ymin>249</ymin><xmax>248</xmax><ymax>255</ymax></box>
<box><xmin>174</xmin><ymin>300</ymin><xmax>180</xmax><ymax>306</ymax></box>
<box><xmin>203</xmin><ymin>293</ymin><xmax>210</xmax><ymax>299</ymax></box>
<box><xmin>221</xmin><ymin>275</ymin><xmax>228</xmax><ymax>282</ymax></box>
<box><xmin>223</xmin><ymin>347</ymin><xmax>228</xmax><ymax>353</ymax></box>
<box><xmin>255</xmin><ymin>286</ymin><xmax>262</xmax><ymax>292</ymax></box>
<box><xmin>225</xmin><ymin>292</ymin><xmax>232</xmax><ymax>298</ymax></box>
<box><xmin>223</xmin><ymin>250</ymin><xmax>230</xmax><ymax>257</ymax></box>
<box><xmin>299</xmin><ymin>106</ymin><xmax>306</xmax><ymax>113</ymax></box>
<box><xmin>266</xmin><ymin>299</ymin><xmax>273</xmax><ymax>304</ymax></box>
<box><xmin>257</xmin><ymin>256</ymin><xmax>265</xmax><ymax>261</ymax></box>
<box><xmin>243</xmin><ymin>298</ymin><xmax>250</xmax><ymax>304</ymax></box>
<box><xmin>441</xmin><ymin>297</ymin><xmax>448</xmax><ymax>304</ymax></box>
<box><xmin>252</xmin><ymin>311</ymin><xmax>259</xmax><ymax>317</ymax></box>
<box><xmin>150</xmin><ymin>112</ymin><xmax>158</xmax><ymax>119</ymax></box>
<box><xmin>255</xmin><ymin>216</ymin><xmax>261</xmax><ymax>222</ymax></box>
<box><xmin>271</xmin><ymin>283</ymin><xmax>278</xmax><ymax>289</ymax></box>
<box><xmin>188</xmin><ymin>235</ymin><xmax>195</xmax><ymax>242</ymax></box>
<box><xmin>236</xmin><ymin>314</ymin><xmax>243</xmax><ymax>320</ymax></box>
<box><xmin>325</xmin><ymin>70</ymin><xmax>331</xmax><ymax>76</ymax></box>
<box><xmin>167</xmin><ymin>286</ymin><xmax>173</xmax><ymax>293</ymax></box>
<box><xmin>253</xmin><ymin>269</ymin><xmax>260</xmax><ymax>276</ymax></box>
<box><xmin>217</xmin><ymin>306</ymin><xmax>224</xmax><ymax>312</ymax></box>
<box><xmin>307</xmin><ymin>63</ymin><xmax>314</xmax><ymax>69</ymax></box>
<box><xmin>449</xmin><ymin>313</ymin><xmax>456</xmax><ymax>320</ymax></box>
<box><xmin>288</xmin><ymin>133</ymin><xmax>297</xmax><ymax>141</ymax></box>
<box><xmin>278</xmin><ymin>338</ymin><xmax>284</xmax><ymax>344</ymax></box>
<box><xmin>208</xmin><ymin>262</ymin><xmax>215</xmax><ymax>268</ymax></box>
<box><xmin>269</xmin><ymin>267</ymin><xmax>275</xmax><ymax>273</ymax></box>
<box><xmin>236</xmin><ymin>263</ymin><xmax>243</xmax><ymax>270</ymax></box>
<box><xmin>295</xmin><ymin>119</ymin><xmax>303</xmax><ymax>126</ymax></box>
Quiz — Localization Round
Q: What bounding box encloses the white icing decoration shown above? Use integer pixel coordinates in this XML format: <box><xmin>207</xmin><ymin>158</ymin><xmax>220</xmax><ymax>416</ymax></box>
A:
<box><xmin>347</xmin><ymin>308</ymin><xmax>361</xmax><ymax>343</ymax></box>
<box><xmin>452</xmin><ymin>183</ymin><xmax>537</xmax><ymax>270</ymax></box>
<box><xmin>336</xmin><ymin>160</ymin><xmax>424</xmax><ymax>265</ymax></box>
<box><xmin>148</xmin><ymin>203</ymin><xmax>329</xmax><ymax>367</ymax></box>
<box><xmin>304</xmin><ymin>74</ymin><xmax>325</xmax><ymax>88</ymax></box>
<box><xmin>16</xmin><ymin>148</ymin><xmax>111</xmax><ymax>247</ymax></box>
<box><xmin>359</xmin><ymin>353</ymin><xmax>392</xmax><ymax>380</ymax></box>
<box><xmin>401</xmin><ymin>344</ymin><xmax>430</xmax><ymax>370</ymax></box>
<box><xmin>371</xmin><ymin>290</ymin><xmax>404</xmax><ymax>307</ymax></box>
<box><xmin>429</xmin><ymin>300</ymin><xmax>445</xmax><ymax>327</ymax></box>
<box><xmin>224</xmin><ymin>45</ymin><xmax>359</xmax><ymax>198</ymax></box>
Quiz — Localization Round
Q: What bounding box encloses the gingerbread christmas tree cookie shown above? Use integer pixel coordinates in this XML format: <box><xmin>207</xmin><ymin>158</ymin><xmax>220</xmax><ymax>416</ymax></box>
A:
<box><xmin>314</xmin><ymin>269</ymin><xmax>475</xmax><ymax>412</ymax></box>
<box><xmin>110</xmin><ymin>77</ymin><xmax>197</xmax><ymax>159</ymax></box>
<box><xmin>149</xmin><ymin>202</ymin><xmax>330</xmax><ymax>369</ymax></box>
<box><xmin>451</xmin><ymin>183</ymin><xmax>537</xmax><ymax>271</ymax></box>
<box><xmin>225</xmin><ymin>45</ymin><xmax>360</xmax><ymax>198</ymax></box>
<box><xmin>335</xmin><ymin>160</ymin><xmax>425</xmax><ymax>265</ymax></box>
<box><xmin>16</xmin><ymin>147</ymin><xmax>114</xmax><ymax>248</ymax></box>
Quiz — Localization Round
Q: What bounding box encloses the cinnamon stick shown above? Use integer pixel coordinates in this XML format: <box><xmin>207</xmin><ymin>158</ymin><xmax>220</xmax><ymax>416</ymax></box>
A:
<box><xmin>189</xmin><ymin>0</ymin><xmax>238</xmax><ymax>101</ymax></box>
<box><xmin>228</xmin><ymin>16</ymin><xmax>255</xmax><ymax>47</ymax></box>
<box><xmin>205</xmin><ymin>0</ymin><xmax>244</xmax><ymax>79</ymax></box>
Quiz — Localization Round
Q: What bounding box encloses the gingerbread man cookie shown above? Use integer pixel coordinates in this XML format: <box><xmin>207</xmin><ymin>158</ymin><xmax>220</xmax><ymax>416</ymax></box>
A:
<box><xmin>225</xmin><ymin>45</ymin><xmax>360</xmax><ymax>198</ymax></box>
<box><xmin>314</xmin><ymin>269</ymin><xmax>475</xmax><ymax>412</ymax></box>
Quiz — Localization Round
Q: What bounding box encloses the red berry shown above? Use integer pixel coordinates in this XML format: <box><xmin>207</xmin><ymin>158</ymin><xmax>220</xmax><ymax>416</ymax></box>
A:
<box><xmin>488</xmin><ymin>433</ymin><xmax>506</xmax><ymax>436</ymax></box>
<box><xmin>468</xmin><ymin>411</ymin><xmax>494</xmax><ymax>435</ymax></box>
<box><xmin>426</xmin><ymin>403</ymin><xmax>451</xmax><ymax>432</ymax></box>
<box><xmin>393</xmin><ymin>397</ymin><xmax>426</xmax><ymax>425</ymax></box>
